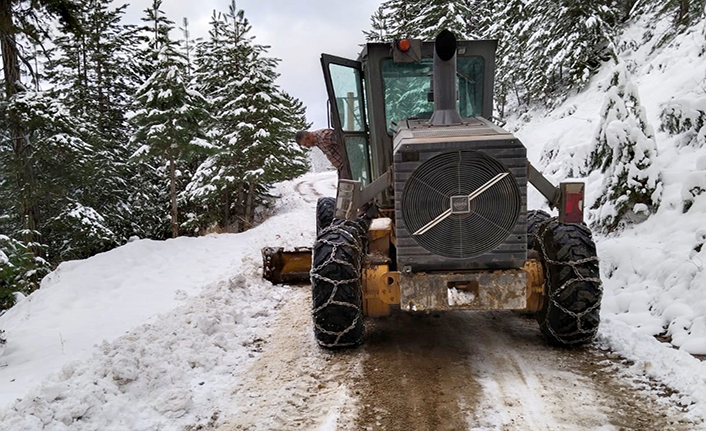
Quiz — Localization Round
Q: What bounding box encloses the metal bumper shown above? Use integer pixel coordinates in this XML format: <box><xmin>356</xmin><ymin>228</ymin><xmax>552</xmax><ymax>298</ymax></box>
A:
<box><xmin>399</xmin><ymin>269</ymin><xmax>527</xmax><ymax>312</ymax></box>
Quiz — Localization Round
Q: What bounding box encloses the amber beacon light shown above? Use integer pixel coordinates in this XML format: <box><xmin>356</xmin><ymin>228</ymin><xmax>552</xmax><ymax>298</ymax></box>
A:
<box><xmin>397</xmin><ymin>39</ymin><xmax>411</xmax><ymax>52</ymax></box>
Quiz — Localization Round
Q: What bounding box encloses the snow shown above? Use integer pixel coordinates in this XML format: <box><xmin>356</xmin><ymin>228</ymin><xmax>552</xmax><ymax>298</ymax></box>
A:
<box><xmin>0</xmin><ymin>172</ymin><xmax>334</xmax><ymax>430</ymax></box>
<box><xmin>597</xmin><ymin>318</ymin><xmax>706</xmax><ymax>421</ymax></box>
<box><xmin>511</xmin><ymin>11</ymin><xmax>706</xmax><ymax>356</ymax></box>
<box><xmin>1</xmin><ymin>9</ymin><xmax>706</xmax><ymax>431</ymax></box>
<box><xmin>447</xmin><ymin>287</ymin><xmax>476</xmax><ymax>306</ymax></box>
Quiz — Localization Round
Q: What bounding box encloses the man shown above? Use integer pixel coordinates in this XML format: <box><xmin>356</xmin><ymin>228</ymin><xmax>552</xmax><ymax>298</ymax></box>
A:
<box><xmin>297</xmin><ymin>129</ymin><xmax>375</xmax><ymax>220</ymax></box>
<box><xmin>295</xmin><ymin>129</ymin><xmax>344</xmax><ymax>174</ymax></box>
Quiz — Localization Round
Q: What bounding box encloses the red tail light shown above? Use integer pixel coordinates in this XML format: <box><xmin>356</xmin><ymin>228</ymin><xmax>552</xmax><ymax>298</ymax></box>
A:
<box><xmin>559</xmin><ymin>182</ymin><xmax>584</xmax><ymax>224</ymax></box>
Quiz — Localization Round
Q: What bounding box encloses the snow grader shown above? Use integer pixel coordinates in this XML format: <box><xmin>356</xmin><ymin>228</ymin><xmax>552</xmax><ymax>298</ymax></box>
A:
<box><xmin>262</xmin><ymin>30</ymin><xmax>602</xmax><ymax>348</ymax></box>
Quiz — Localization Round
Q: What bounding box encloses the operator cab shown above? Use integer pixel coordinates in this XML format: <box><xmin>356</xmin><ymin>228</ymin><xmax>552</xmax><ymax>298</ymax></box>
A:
<box><xmin>321</xmin><ymin>38</ymin><xmax>497</xmax><ymax>206</ymax></box>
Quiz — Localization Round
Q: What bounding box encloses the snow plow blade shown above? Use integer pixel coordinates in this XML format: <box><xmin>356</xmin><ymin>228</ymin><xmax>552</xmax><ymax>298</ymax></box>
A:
<box><xmin>262</xmin><ymin>247</ymin><xmax>312</xmax><ymax>284</ymax></box>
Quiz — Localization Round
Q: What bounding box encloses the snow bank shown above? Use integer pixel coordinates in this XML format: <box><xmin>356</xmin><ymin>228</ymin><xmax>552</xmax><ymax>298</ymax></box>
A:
<box><xmin>511</xmin><ymin>12</ymin><xmax>706</xmax><ymax>355</ymax></box>
<box><xmin>598</xmin><ymin>318</ymin><xmax>706</xmax><ymax>421</ymax></box>
<box><xmin>1</xmin><ymin>272</ymin><xmax>286</xmax><ymax>431</ymax></box>
<box><xmin>0</xmin><ymin>172</ymin><xmax>335</xmax><ymax>424</ymax></box>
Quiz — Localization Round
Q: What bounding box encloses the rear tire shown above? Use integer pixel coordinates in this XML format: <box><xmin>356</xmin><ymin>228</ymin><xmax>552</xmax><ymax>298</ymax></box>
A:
<box><xmin>316</xmin><ymin>197</ymin><xmax>336</xmax><ymax>235</ymax></box>
<box><xmin>311</xmin><ymin>219</ymin><xmax>366</xmax><ymax>348</ymax></box>
<box><xmin>533</xmin><ymin>218</ymin><xmax>602</xmax><ymax>346</ymax></box>
<box><xmin>527</xmin><ymin>209</ymin><xmax>551</xmax><ymax>250</ymax></box>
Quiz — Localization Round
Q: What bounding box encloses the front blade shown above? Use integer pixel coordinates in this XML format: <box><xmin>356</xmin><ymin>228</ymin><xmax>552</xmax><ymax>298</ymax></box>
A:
<box><xmin>262</xmin><ymin>247</ymin><xmax>312</xmax><ymax>284</ymax></box>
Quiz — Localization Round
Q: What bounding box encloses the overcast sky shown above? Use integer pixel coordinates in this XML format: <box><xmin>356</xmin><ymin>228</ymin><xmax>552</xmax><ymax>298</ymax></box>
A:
<box><xmin>117</xmin><ymin>0</ymin><xmax>382</xmax><ymax>130</ymax></box>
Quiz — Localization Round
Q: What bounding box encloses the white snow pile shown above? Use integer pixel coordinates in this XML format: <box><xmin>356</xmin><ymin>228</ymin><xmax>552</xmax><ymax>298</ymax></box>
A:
<box><xmin>447</xmin><ymin>287</ymin><xmax>477</xmax><ymax>306</ymax></box>
<box><xmin>598</xmin><ymin>318</ymin><xmax>706</xmax><ymax>421</ymax></box>
<box><xmin>0</xmin><ymin>172</ymin><xmax>334</xmax><ymax>430</ymax></box>
<box><xmin>511</xmin><ymin>12</ymin><xmax>706</xmax><ymax>356</ymax></box>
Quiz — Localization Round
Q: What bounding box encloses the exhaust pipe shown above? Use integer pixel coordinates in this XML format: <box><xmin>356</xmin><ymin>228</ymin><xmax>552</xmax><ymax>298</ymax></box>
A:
<box><xmin>430</xmin><ymin>30</ymin><xmax>462</xmax><ymax>126</ymax></box>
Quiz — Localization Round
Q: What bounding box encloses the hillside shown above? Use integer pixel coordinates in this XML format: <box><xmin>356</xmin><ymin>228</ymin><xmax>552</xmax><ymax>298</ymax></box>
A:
<box><xmin>512</xmin><ymin>10</ymin><xmax>706</xmax><ymax>355</ymax></box>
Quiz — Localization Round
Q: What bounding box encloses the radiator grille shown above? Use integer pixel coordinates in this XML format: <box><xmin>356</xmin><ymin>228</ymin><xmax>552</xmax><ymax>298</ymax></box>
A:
<box><xmin>402</xmin><ymin>150</ymin><xmax>520</xmax><ymax>258</ymax></box>
<box><xmin>393</xmin><ymin>129</ymin><xmax>527</xmax><ymax>272</ymax></box>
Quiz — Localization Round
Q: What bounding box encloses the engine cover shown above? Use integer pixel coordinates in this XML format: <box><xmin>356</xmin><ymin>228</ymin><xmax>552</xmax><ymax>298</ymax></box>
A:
<box><xmin>393</xmin><ymin>117</ymin><xmax>527</xmax><ymax>272</ymax></box>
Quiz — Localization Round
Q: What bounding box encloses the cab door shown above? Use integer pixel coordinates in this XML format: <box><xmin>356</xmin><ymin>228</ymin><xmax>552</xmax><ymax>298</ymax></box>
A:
<box><xmin>321</xmin><ymin>54</ymin><xmax>372</xmax><ymax>185</ymax></box>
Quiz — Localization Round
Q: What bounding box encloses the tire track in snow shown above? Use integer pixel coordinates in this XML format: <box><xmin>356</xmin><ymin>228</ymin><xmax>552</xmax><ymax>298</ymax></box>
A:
<box><xmin>216</xmin><ymin>289</ymin><xmax>361</xmax><ymax>431</ymax></box>
<box><xmin>468</xmin><ymin>313</ymin><xmax>696</xmax><ymax>430</ymax></box>
<box><xmin>294</xmin><ymin>180</ymin><xmax>317</xmax><ymax>203</ymax></box>
<box><xmin>293</xmin><ymin>172</ymin><xmax>336</xmax><ymax>204</ymax></box>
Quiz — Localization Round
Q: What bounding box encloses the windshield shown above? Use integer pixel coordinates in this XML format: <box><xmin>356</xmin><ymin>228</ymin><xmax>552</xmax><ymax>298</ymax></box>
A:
<box><xmin>382</xmin><ymin>56</ymin><xmax>484</xmax><ymax>133</ymax></box>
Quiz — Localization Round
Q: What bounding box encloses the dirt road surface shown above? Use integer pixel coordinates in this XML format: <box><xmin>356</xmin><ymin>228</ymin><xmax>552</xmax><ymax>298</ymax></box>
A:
<box><xmin>216</xmin><ymin>289</ymin><xmax>699</xmax><ymax>431</ymax></box>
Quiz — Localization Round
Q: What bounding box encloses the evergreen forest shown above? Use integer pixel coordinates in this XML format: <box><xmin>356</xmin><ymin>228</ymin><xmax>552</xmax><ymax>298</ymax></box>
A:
<box><xmin>0</xmin><ymin>0</ymin><xmax>309</xmax><ymax>309</ymax></box>
<box><xmin>1</xmin><ymin>0</ymin><xmax>704</xmax><ymax>311</ymax></box>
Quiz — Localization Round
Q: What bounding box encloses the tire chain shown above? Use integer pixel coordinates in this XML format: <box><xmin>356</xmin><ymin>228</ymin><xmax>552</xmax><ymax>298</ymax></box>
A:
<box><xmin>533</xmin><ymin>218</ymin><xmax>603</xmax><ymax>345</ymax></box>
<box><xmin>310</xmin><ymin>221</ymin><xmax>365</xmax><ymax>348</ymax></box>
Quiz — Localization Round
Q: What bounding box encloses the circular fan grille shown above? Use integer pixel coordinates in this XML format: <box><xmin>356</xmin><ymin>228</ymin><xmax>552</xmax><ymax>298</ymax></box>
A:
<box><xmin>402</xmin><ymin>150</ymin><xmax>521</xmax><ymax>258</ymax></box>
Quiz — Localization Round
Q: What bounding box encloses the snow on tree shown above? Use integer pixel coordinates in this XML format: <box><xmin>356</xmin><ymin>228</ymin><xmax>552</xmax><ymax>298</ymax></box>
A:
<box><xmin>44</xmin><ymin>0</ymin><xmax>151</xmax><ymax>247</ymax></box>
<box><xmin>185</xmin><ymin>2</ymin><xmax>307</xmax><ymax>233</ymax></box>
<box><xmin>0</xmin><ymin>89</ymin><xmax>98</xmax><ymax>266</ymax></box>
<box><xmin>413</xmin><ymin>0</ymin><xmax>473</xmax><ymax>40</ymax></box>
<box><xmin>0</xmin><ymin>0</ymin><xmax>80</xmax><ymax>253</ymax></box>
<box><xmin>370</xmin><ymin>0</ymin><xmax>426</xmax><ymax>40</ymax></box>
<box><xmin>45</xmin><ymin>203</ymin><xmax>118</xmax><ymax>261</ymax></box>
<box><xmin>635</xmin><ymin>0</ymin><xmax>706</xmax><ymax>40</ymax></box>
<box><xmin>588</xmin><ymin>63</ymin><xmax>662</xmax><ymax>233</ymax></box>
<box><xmin>483</xmin><ymin>0</ymin><xmax>535</xmax><ymax>114</ymax></box>
<box><xmin>131</xmin><ymin>42</ymin><xmax>212</xmax><ymax>238</ymax></box>
<box><xmin>185</xmin><ymin>6</ymin><xmax>254</xmax><ymax>233</ymax></box>
<box><xmin>522</xmin><ymin>0</ymin><xmax>616</xmax><ymax>107</ymax></box>
<box><xmin>680</xmin><ymin>155</ymin><xmax>706</xmax><ymax>212</ymax></box>
<box><xmin>363</xmin><ymin>5</ymin><xmax>393</xmax><ymax>42</ymax></box>
<box><xmin>0</xmin><ymin>233</ymin><xmax>49</xmax><ymax>310</ymax></box>
<box><xmin>660</xmin><ymin>97</ymin><xmax>706</xmax><ymax>148</ymax></box>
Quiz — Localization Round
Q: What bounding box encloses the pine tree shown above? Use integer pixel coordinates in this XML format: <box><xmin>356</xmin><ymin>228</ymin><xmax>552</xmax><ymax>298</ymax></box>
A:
<box><xmin>234</xmin><ymin>55</ymin><xmax>309</xmax><ymax>227</ymax></box>
<box><xmin>375</xmin><ymin>0</ymin><xmax>426</xmax><ymax>39</ymax></box>
<box><xmin>180</xmin><ymin>17</ymin><xmax>196</xmax><ymax>78</ymax></box>
<box><xmin>467</xmin><ymin>0</ymin><xmax>496</xmax><ymax>37</ymax></box>
<box><xmin>485</xmin><ymin>0</ymin><xmax>534</xmax><ymax>114</ymax></box>
<box><xmin>45</xmin><ymin>0</ymin><xmax>145</xmax><ymax>246</ymax></box>
<box><xmin>186</xmin><ymin>2</ymin><xmax>308</xmax><ymax>233</ymax></box>
<box><xmin>0</xmin><ymin>0</ymin><xmax>79</xmax><ymax>253</ymax></box>
<box><xmin>364</xmin><ymin>5</ymin><xmax>393</xmax><ymax>42</ymax></box>
<box><xmin>414</xmin><ymin>0</ymin><xmax>473</xmax><ymax>40</ymax></box>
<box><xmin>187</xmin><ymin>5</ymin><xmax>253</xmax><ymax>233</ymax></box>
<box><xmin>661</xmin><ymin>0</ymin><xmax>706</xmax><ymax>31</ymax></box>
<box><xmin>134</xmin><ymin>0</ymin><xmax>175</xmax><ymax>82</ymax></box>
<box><xmin>588</xmin><ymin>63</ymin><xmax>662</xmax><ymax>233</ymax></box>
<box><xmin>0</xmin><ymin>88</ymin><xmax>108</xmax><ymax>261</ymax></box>
<box><xmin>131</xmin><ymin>39</ymin><xmax>212</xmax><ymax>238</ymax></box>
<box><xmin>0</xmin><ymin>233</ymin><xmax>49</xmax><ymax>310</ymax></box>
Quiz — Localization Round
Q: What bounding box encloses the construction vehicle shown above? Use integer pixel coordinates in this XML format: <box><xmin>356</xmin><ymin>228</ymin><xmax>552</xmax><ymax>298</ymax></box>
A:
<box><xmin>263</xmin><ymin>30</ymin><xmax>602</xmax><ymax>349</ymax></box>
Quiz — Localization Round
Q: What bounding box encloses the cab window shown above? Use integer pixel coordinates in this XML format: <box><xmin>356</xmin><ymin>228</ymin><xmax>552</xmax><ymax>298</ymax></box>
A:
<box><xmin>382</xmin><ymin>56</ymin><xmax>485</xmax><ymax>133</ymax></box>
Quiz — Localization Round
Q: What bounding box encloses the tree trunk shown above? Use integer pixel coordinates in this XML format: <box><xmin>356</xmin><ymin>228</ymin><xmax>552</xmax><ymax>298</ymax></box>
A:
<box><xmin>244</xmin><ymin>181</ymin><xmax>254</xmax><ymax>230</ymax></box>
<box><xmin>169</xmin><ymin>156</ymin><xmax>178</xmax><ymax>238</ymax></box>
<box><xmin>1</xmin><ymin>0</ymin><xmax>39</xmax><ymax>249</ymax></box>
<box><xmin>95</xmin><ymin>30</ymin><xmax>106</xmax><ymax>136</ymax></box>
<box><xmin>236</xmin><ymin>181</ymin><xmax>244</xmax><ymax>232</ymax></box>
<box><xmin>223</xmin><ymin>188</ymin><xmax>230</xmax><ymax>232</ymax></box>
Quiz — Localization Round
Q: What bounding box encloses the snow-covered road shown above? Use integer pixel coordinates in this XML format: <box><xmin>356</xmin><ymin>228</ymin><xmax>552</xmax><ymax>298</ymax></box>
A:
<box><xmin>216</xmin><ymin>291</ymin><xmax>699</xmax><ymax>431</ymax></box>
<box><xmin>1</xmin><ymin>170</ymin><xmax>706</xmax><ymax>430</ymax></box>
